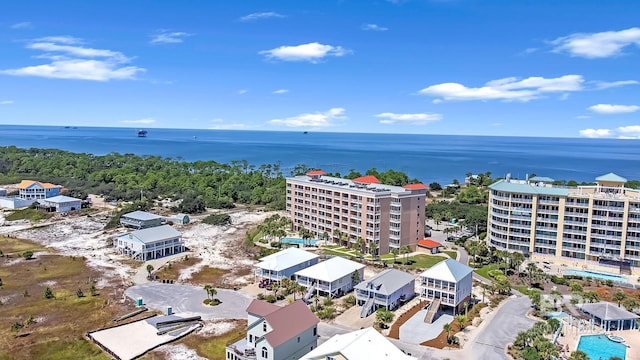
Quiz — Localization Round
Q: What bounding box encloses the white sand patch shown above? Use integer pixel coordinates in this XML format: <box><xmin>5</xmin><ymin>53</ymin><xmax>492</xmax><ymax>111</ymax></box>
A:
<box><xmin>199</xmin><ymin>320</ymin><xmax>237</xmax><ymax>336</ymax></box>
<box><xmin>40</xmin><ymin>280</ymin><xmax>57</xmax><ymax>287</ymax></box>
<box><xmin>154</xmin><ymin>344</ymin><xmax>206</xmax><ymax>360</ymax></box>
<box><xmin>8</xmin><ymin>212</ymin><xmax>137</xmax><ymax>280</ymax></box>
<box><xmin>178</xmin><ymin>211</ymin><xmax>274</xmax><ymax>281</ymax></box>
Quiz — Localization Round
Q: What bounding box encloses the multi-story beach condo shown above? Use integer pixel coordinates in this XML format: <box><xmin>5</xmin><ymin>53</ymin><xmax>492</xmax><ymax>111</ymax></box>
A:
<box><xmin>286</xmin><ymin>170</ymin><xmax>427</xmax><ymax>255</ymax></box>
<box><xmin>488</xmin><ymin>173</ymin><xmax>640</xmax><ymax>270</ymax></box>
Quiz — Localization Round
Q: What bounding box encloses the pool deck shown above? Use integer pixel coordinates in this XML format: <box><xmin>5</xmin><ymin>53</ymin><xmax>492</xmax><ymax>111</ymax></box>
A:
<box><xmin>527</xmin><ymin>254</ymin><xmax>640</xmax><ymax>286</ymax></box>
<box><xmin>555</xmin><ymin>326</ymin><xmax>639</xmax><ymax>360</ymax></box>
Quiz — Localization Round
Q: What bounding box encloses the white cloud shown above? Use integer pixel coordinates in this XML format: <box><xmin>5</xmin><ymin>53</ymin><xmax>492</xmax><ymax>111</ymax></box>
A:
<box><xmin>591</xmin><ymin>80</ymin><xmax>639</xmax><ymax>90</ymax></box>
<box><xmin>272</xmin><ymin>89</ymin><xmax>289</xmax><ymax>94</ymax></box>
<box><xmin>259</xmin><ymin>42</ymin><xmax>350</xmax><ymax>63</ymax></box>
<box><xmin>209</xmin><ymin>118</ymin><xmax>247</xmax><ymax>130</ymax></box>
<box><xmin>150</xmin><ymin>31</ymin><xmax>192</xmax><ymax>44</ymax></box>
<box><xmin>362</xmin><ymin>24</ymin><xmax>388</xmax><ymax>31</ymax></box>
<box><xmin>552</xmin><ymin>27</ymin><xmax>640</xmax><ymax>58</ymax></box>
<box><xmin>269</xmin><ymin>108</ymin><xmax>346</xmax><ymax>127</ymax></box>
<box><xmin>0</xmin><ymin>100</ymin><xmax>14</xmax><ymax>105</ymax></box>
<box><xmin>588</xmin><ymin>104</ymin><xmax>640</xmax><ymax>114</ymax></box>
<box><xmin>579</xmin><ymin>128</ymin><xmax>612</xmax><ymax>138</ymax></box>
<box><xmin>375</xmin><ymin>112</ymin><xmax>442</xmax><ymax>125</ymax></box>
<box><xmin>240</xmin><ymin>12</ymin><xmax>285</xmax><ymax>22</ymax></box>
<box><xmin>11</xmin><ymin>22</ymin><xmax>32</xmax><ymax>29</ymax></box>
<box><xmin>579</xmin><ymin>125</ymin><xmax>640</xmax><ymax>139</ymax></box>
<box><xmin>237</xmin><ymin>89</ymin><xmax>248</xmax><ymax>95</ymax></box>
<box><xmin>575</xmin><ymin>115</ymin><xmax>591</xmax><ymax>119</ymax></box>
<box><xmin>418</xmin><ymin>75</ymin><xmax>584</xmax><ymax>102</ymax></box>
<box><xmin>0</xmin><ymin>36</ymin><xmax>145</xmax><ymax>81</ymax></box>
<box><xmin>120</xmin><ymin>118</ymin><xmax>156</xmax><ymax>124</ymax></box>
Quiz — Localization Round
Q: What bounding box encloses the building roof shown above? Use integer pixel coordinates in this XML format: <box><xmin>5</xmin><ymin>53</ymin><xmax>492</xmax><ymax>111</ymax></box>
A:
<box><xmin>122</xmin><ymin>210</ymin><xmax>163</xmax><ymax>221</ymax></box>
<box><xmin>419</xmin><ymin>258</ymin><xmax>472</xmax><ymax>282</ymax></box>
<box><xmin>117</xmin><ymin>225</ymin><xmax>181</xmax><ymax>244</ymax></box>
<box><xmin>353</xmin><ymin>175</ymin><xmax>381</xmax><ymax>184</ymax></box>
<box><xmin>529</xmin><ymin>176</ymin><xmax>555</xmax><ymax>183</ymax></box>
<box><xmin>250</xmin><ymin>300</ymin><xmax>319</xmax><ymax>348</ymax></box>
<box><xmin>403</xmin><ymin>183</ymin><xmax>428</xmax><ymax>190</ymax></box>
<box><xmin>306</xmin><ymin>170</ymin><xmax>326</xmax><ymax>176</ymax></box>
<box><xmin>417</xmin><ymin>239</ymin><xmax>442</xmax><ymax>248</ymax></box>
<box><xmin>489</xmin><ymin>179</ymin><xmax>569</xmax><ymax>196</ymax></box>
<box><xmin>300</xmin><ymin>327</ymin><xmax>416</xmax><ymax>360</ymax></box>
<box><xmin>256</xmin><ymin>248</ymin><xmax>319</xmax><ymax>272</ymax></box>
<box><xmin>41</xmin><ymin>195</ymin><xmax>81</xmax><ymax>203</ymax></box>
<box><xmin>295</xmin><ymin>256</ymin><xmax>365</xmax><ymax>282</ymax></box>
<box><xmin>287</xmin><ymin>174</ymin><xmax>419</xmax><ymax>196</ymax></box>
<box><xmin>579</xmin><ymin>301</ymin><xmax>639</xmax><ymax>321</ymax></box>
<box><xmin>18</xmin><ymin>180</ymin><xmax>61</xmax><ymax>189</ymax></box>
<box><xmin>354</xmin><ymin>269</ymin><xmax>415</xmax><ymax>296</ymax></box>
<box><xmin>246</xmin><ymin>299</ymin><xmax>281</xmax><ymax>317</ymax></box>
<box><xmin>596</xmin><ymin>172</ymin><xmax>627</xmax><ymax>183</ymax></box>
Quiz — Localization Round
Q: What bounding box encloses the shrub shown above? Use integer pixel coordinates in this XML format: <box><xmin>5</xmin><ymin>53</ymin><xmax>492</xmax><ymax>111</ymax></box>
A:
<box><xmin>550</xmin><ymin>276</ymin><xmax>569</xmax><ymax>285</ymax></box>
<box><xmin>257</xmin><ymin>293</ymin><xmax>265</xmax><ymax>300</ymax></box>
<box><xmin>202</xmin><ymin>213</ymin><xmax>231</xmax><ymax>226</ymax></box>
<box><xmin>344</xmin><ymin>295</ymin><xmax>356</xmax><ymax>307</ymax></box>
<box><xmin>270</xmin><ymin>242</ymin><xmax>282</xmax><ymax>248</ymax></box>
<box><xmin>265</xmin><ymin>294</ymin><xmax>276</xmax><ymax>303</ymax></box>
<box><xmin>43</xmin><ymin>287</ymin><xmax>54</xmax><ymax>299</ymax></box>
<box><xmin>22</xmin><ymin>251</ymin><xmax>34</xmax><ymax>260</ymax></box>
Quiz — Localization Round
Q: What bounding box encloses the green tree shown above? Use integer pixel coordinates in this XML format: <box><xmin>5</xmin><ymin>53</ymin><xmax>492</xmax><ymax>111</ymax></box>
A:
<box><xmin>10</xmin><ymin>322</ymin><xmax>24</xmax><ymax>337</ymax></box>
<box><xmin>375</xmin><ymin>308</ymin><xmax>394</xmax><ymax>327</ymax></box>
<box><xmin>400</xmin><ymin>245</ymin><xmax>412</xmax><ymax>264</ymax></box>
<box><xmin>146</xmin><ymin>264</ymin><xmax>154</xmax><ymax>279</ymax></box>
<box><xmin>391</xmin><ymin>248</ymin><xmax>399</xmax><ymax>264</ymax></box>
<box><xmin>567</xmin><ymin>350</ymin><xmax>589</xmax><ymax>360</ymax></box>
<box><xmin>612</xmin><ymin>290</ymin><xmax>627</xmax><ymax>307</ymax></box>
<box><xmin>43</xmin><ymin>287</ymin><xmax>54</xmax><ymax>299</ymax></box>
<box><xmin>76</xmin><ymin>288</ymin><xmax>84</xmax><ymax>298</ymax></box>
<box><xmin>455</xmin><ymin>314</ymin><xmax>467</xmax><ymax>329</ymax></box>
<box><xmin>22</xmin><ymin>251</ymin><xmax>33</xmax><ymax>260</ymax></box>
<box><xmin>443</xmin><ymin>323</ymin><xmax>453</xmax><ymax>343</ymax></box>
<box><xmin>204</xmin><ymin>285</ymin><xmax>213</xmax><ymax>300</ymax></box>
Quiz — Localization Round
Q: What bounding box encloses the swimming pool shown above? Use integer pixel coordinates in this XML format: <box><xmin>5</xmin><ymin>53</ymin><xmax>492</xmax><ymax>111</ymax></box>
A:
<box><xmin>578</xmin><ymin>335</ymin><xmax>627</xmax><ymax>360</ymax></box>
<box><xmin>546</xmin><ymin>311</ymin><xmax>569</xmax><ymax>321</ymax></box>
<box><xmin>565</xmin><ymin>269</ymin><xmax>627</xmax><ymax>283</ymax></box>
<box><xmin>280</xmin><ymin>237</ymin><xmax>318</xmax><ymax>246</ymax></box>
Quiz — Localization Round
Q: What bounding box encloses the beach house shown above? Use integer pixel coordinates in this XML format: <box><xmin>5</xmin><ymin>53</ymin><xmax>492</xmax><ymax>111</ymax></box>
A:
<box><xmin>226</xmin><ymin>299</ymin><xmax>319</xmax><ymax>360</ymax></box>
<box><xmin>418</xmin><ymin>259</ymin><xmax>473</xmax><ymax>315</ymax></box>
<box><xmin>114</xmin><ymin>225</ymin><xmax>184</xmax><ymax>261</ymax></box>
<box><xmin>254</xmin><ymin>248</ymin><xmax>319</xmax><ymax>283</ymax></box>
<box><xmin>120</xmin><ymin>210</ymin><xmax>164</xmax><ymax>229</ymax></box>
<box><xmin>18</xmin><ymin>180</ymin><xmax>62</xmax><ymax>200</ymax></box>
<box><xmin>354</xmin><ymin>269</ymin><xmax>416</xmax><ymax>317</ymax></box>
<box><xmin>38</xmin><ymin>195</ymin><xmax>82</xmax><ymax>213</ymax></box>
<box><xmin>295</xmin><ymin>256</ymin><xmax>365</xmax><ymax>300</ymax></box>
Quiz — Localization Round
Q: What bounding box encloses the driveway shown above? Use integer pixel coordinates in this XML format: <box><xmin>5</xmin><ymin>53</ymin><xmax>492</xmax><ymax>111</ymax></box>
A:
<box><xmin>124</xmin><ymin>283</ymin><xmax>252</xmax><ymax>320</ymax></box>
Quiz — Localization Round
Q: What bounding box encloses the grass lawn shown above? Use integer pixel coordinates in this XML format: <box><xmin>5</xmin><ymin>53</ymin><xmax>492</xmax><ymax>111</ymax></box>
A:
<box><xmin>0</xmin><ymin>236</ymin><xmax>130</xmax><ymax>360</ymax></box>
<box><xmin>443</xmin><ymin>250</ymin><xmax>458</xmax><ymax>260</ymax></box>
<box><xmin>475</xmin><ymin>264</ymin><xmax>498</xmax><ymax>280</ymax></box>
<box><xmin>4</xmin><ymin>208</ymin><xmax>54</xmax><ymax>222</ymax></box>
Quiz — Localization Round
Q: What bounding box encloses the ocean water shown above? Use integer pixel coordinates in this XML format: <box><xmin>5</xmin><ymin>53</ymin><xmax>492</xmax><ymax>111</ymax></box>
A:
<box><xmin>1</xmin><ymin>125</ymin><xmax>640</xmax><ymax>185</ymax></box>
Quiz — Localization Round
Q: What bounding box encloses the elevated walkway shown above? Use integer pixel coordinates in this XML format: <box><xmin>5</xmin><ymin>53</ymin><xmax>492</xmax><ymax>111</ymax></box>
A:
<box><xmin>360</xmin><ymin>297</ymin><xmax>375</xmax><ymax>318</ymax></box>
<box><xmin>303</xmin><ymin>284</ymin><xmax>316</xmax><ymax>303</ymax></box>
<box><xmin>424</xmin><ymin>298</ymin><xmax>441</xmax><ymax>324</ymax></box>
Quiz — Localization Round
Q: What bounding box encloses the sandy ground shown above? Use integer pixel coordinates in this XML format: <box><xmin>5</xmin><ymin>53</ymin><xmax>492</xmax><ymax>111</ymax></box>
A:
<box><xmin>0</xmin><ymin>205</ymin><xmax>275</xmax><ymax>360</ymax></box>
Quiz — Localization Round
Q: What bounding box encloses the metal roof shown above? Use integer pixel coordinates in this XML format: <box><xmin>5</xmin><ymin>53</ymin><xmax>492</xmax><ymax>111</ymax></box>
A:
<box><xmin>122</xmin><ymin>210</ymin><xmax>163</xmax><ymax>221</ymax></box>
<box><xmin>41</xmin><ymin>195</ymin><xmax>81</xmax><ymax>203</ymax></box>
<box><xmin>353</xmin><ymin>269</ymin><xmax>415</xmax><ymax>296</ymax></box>
<box><xmin>117</xmin><ymin>224</ymin><xmax>181</xmax><ymax>244</ymax></box>
<box><xmin>579</xmin><ymin>301</ymin><xmax>639</xmax><ymax>321</ymax></box>
<box><xmin>295</xmin><ymin>256</ymin><xmax>364</xmax><ymax>282</ymax></box>
<box><xmin>596</xmin><ymin>172</ymin><xmax>627</xmax><ymax>183</ymax></box>
<box><xmin>419</xmin><ymin>258</ymin><xmax>472</xmax><ymax>283</ymax></box>
<box><xmin>489</xmin><ymin>180</ymin><xmax>569</xmax><ymax>196</ymax></box>
<box><xmin>300</xmin><ymin>327</ymin><xmax>416</xmax><ymax>360</ymax></box>
<box><xmin>255</xmin><ymin>248</ymin><xmax>319</xmax><ymax>272</ymax></box>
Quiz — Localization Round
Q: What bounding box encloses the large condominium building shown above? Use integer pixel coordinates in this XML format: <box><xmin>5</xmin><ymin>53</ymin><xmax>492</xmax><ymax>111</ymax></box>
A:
<box><xmin>488</xmin><ymin>173</ymin><xmax>640</xmax><ymax>269</ymax></box>
<box><xmin>286</xmin><ymin>170</ymin><xmax>427</xmax><ymax>255</ymax></box>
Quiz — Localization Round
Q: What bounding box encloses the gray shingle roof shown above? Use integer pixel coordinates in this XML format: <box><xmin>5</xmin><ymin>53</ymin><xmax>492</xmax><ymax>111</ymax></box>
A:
<box><xmin>354</xmin><ymin>269</ymin><xmax>415</xmax><ymax>295</ymax></box>
<box><xmin>579</xmin><ymin>301</ymin><xmax>639</xmax><ymax>321</ymax></box>
<box><xmin>121</xmin><ymin>225</ymin><xmax>181</xmax><ymax>244</ymax></box>
<box><xmin>122</xmin><ymin>210</ymin><xmax>163</xmax><ymax>221</ymax></box>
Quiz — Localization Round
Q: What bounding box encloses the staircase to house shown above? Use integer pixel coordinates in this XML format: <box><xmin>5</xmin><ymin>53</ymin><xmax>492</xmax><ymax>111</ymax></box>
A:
<box><xmin>360</xmin><ymin>297</ymin><xmax>375</xmax><ymax>318</ymax></box>
<box><xmin>424</xmin><ymin>298</ymin><xmax>441</xmax><ymax>324</ymax></box>
<box><xmin>303</xmin><ymin>284</ymin><xmax>316</xmax><ymax>303</ymax></box>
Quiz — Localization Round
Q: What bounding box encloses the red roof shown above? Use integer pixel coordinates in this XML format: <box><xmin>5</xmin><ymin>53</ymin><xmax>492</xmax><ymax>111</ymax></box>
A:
<box><xmin>248</xmin><ymin>300</ymin><xmax>319</xmax><ymax>348</ymax></box>
<box><xmin>306</xmin><ymin>170</ymin><xmax>326</xmax><ymax>176</ymax></box>
<box><xmin>418</xmin><ymin>239</ymin><xmax>442</xmax><ymax>248</ymax></box>
<box><xmin>353</xmin><ymin>175</ymin><xmax>381</xmax><ymax>184</ymax></box>
<box><xmin>404</xmin><ymin>183</ymin><xmax>428</xmax><ymax>190</ymax></box>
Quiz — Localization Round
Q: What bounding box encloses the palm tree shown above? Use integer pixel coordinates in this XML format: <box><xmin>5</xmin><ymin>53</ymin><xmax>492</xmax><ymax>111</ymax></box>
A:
<box><xmin>391</xmin><ymin>248</ymin><xmax>399</xmax><ymax>265</ymax></box>
<box><xmin>332</xmin><ymin>229</ymin><xmax>341</xmax><ymax>245</ymax></box>
<box><xmin>462</xmin><ymin>301</ymin><xmax>469</xmax><ymax>317</ymax></box>
<box><xmin>146</xmin><ymin>264</ymin><xmax>154</xmax><ymax>280</ymax></box>
<box><xmin>454</xmin><ymin>314</ymin><xmax>467</xmax><ymax>330</ymax></box>
<box><xmin>209</xmin><ymin>288</ymin><xmax>217</xmax><ymax>299</ymax></box>
<box><xmin>204</xmin><ymin>285</ymin><xmax>212</xmax><ymax>300</ymax></box>
<box><xmin>613</xmin><ymin>290</ymin><xmax>627</xmax><ymax>307</ymax></box>
<box><xmin>526</xmin><ymin>262</ymin><xmax>539</xmax><ymax>286</ymax></box>
<box><xmin>400</xmin><ymin>245</ymin><xmax>412</xmax><ymax>264</ymax></box>
<box><xmin>443</xmin><ymin>323</ymin><xmax>453</xmax><ymax>343</ymax></box>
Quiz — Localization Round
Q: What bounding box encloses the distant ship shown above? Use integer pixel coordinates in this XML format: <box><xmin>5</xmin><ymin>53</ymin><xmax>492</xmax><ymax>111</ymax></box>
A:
<box><xmin>303</xmin><ymin>131</ymin><xmax>309</xmax><ymax>134</ymax></box>
<box><xmin>137</xmin><ymin>129</ymin><xmax>148</xmax><ymax>137</ymax></box>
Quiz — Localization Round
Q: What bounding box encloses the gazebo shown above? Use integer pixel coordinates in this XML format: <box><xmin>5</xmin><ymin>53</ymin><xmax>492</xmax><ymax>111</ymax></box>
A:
<box><xmin>579</xmin><ymin>301</ymin><xmax>639</xmax><ymax>331</ymax></box>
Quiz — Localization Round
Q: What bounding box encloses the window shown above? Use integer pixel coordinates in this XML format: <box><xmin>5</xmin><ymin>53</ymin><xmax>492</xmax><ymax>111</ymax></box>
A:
<box><xmin>297</xmin><ymin>336</ymin><xmax>300</xmax><ymax>343</ymax></box>
<box><xmin>313</xmin><ymin>327</ymin><xmax>317</xmax><ymax>336</ymax></box>
<box><xmin>249</xmin><ymin>334</ymin><xmax>253</xmax><ymax>343</ymax></box>
<box><xmin>261</xmin><ymin>347</ymin><xmax>268</xmax><ymax>358</ymax></box>
<box><xmin>263</xmin><ymin>322</ymin><xmax>267</xmax><ymax>332</ymax></box>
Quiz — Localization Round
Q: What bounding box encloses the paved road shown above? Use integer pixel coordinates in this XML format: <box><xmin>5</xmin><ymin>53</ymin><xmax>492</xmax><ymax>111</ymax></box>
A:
<box><xmin>464</xmin><ymin>296</ymin><xmax>535</xmax><ymax>360</ymax></box>
<box><xmin>124</xmin><ymin>283</ymin><xmax>252</xmax><ymax>320</ymax></box>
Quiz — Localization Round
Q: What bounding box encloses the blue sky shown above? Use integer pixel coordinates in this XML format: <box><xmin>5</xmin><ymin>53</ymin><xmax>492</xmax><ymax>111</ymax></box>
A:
<box><xmin>1</xmin><ymin>0</ymin><xmax>640</xmax><ymax>138</ymax></box>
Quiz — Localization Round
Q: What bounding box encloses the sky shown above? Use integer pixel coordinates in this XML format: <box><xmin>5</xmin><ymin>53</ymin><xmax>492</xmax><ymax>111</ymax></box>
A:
<box><xmin>1</xmin><ymin>0</ymin><xmax>640</xmax><ymax>138</ymax></box>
